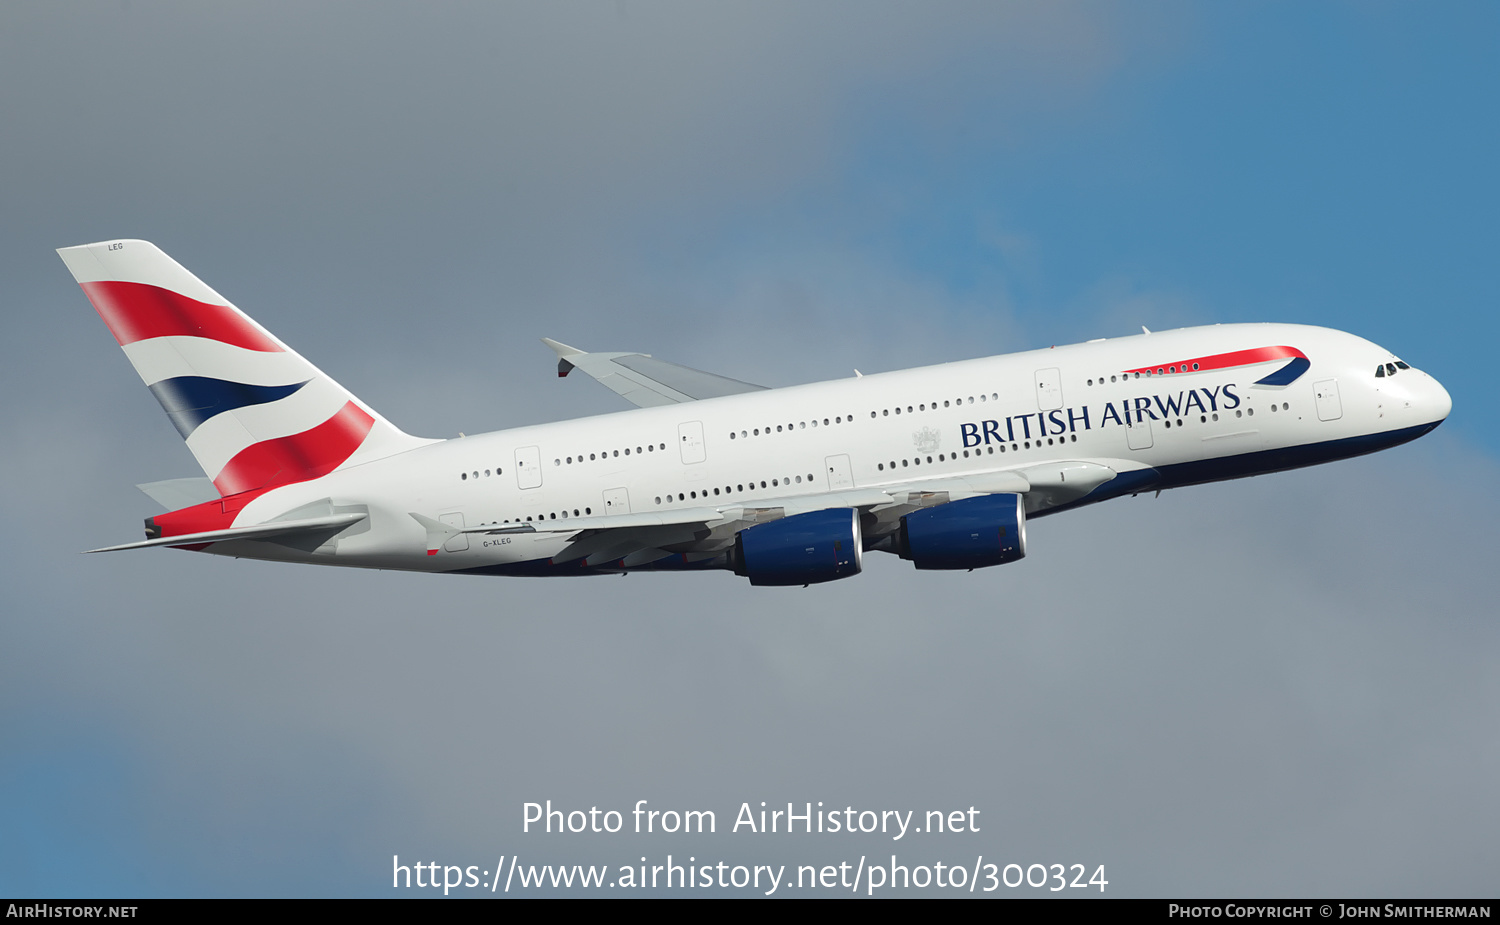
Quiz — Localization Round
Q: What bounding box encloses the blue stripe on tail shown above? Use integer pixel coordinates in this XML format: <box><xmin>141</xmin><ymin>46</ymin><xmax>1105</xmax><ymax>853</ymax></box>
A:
<box><xmin>147</xmin><ymin>376</ymin><xmax>310</xmax><ymax>437</ymax></box>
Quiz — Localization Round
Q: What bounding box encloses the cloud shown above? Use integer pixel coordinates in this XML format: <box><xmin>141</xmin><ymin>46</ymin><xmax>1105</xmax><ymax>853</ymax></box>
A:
<box><xmin>2</xmin><ymin>1</ymin><xmax>1493</xmax><ymax>898</ymax></box>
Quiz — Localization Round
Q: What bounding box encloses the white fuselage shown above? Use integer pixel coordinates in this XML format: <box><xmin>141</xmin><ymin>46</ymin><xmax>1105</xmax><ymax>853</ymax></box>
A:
<box><xmin>208</xmin><ymin>323</ymin><xmax>1450</xmax><ymax>575</ymax></box>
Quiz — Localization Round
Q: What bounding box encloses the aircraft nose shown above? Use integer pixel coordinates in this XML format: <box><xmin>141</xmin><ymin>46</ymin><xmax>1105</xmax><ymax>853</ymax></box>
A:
<box><xmin>1425</xmin><ymin>374</ymin><xmax>1453</xmax><ymax>424</ymax></box>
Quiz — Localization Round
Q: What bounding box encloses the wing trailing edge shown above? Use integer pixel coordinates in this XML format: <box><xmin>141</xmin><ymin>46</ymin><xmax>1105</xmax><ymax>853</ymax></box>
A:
<box><xmin>542</xmin><ymin>338</ymin><xmax>766</xmax><ymax>408</ymax></box>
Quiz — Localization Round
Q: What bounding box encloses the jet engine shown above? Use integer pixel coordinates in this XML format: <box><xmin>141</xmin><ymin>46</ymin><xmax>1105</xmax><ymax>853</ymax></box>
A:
<box><xmin>893</xmin><ymin>493</ymin><xmax>1026</xmax><ymax>570</ymax></box>
<box><xmin>731</xmin><ymin>508</ymin><xmax>863</xmax><ymax>586</ymax></box>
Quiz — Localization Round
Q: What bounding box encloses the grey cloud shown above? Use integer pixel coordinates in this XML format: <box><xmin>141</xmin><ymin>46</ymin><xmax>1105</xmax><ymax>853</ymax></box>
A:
<box><xmin>2</xmin><ymin>1</ymin><xmax>1492</xmax><ymax>899</ymax></box>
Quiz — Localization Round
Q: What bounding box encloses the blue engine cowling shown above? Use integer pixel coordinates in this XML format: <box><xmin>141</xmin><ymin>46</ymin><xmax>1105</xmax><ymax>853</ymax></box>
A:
<box><xmin>896</xmin><ymin>493</ymin><xmax>1027</xmax><ymax>570</ymax></box>
<box><xmin>732</xmin><ymin>508</ymin><xmax>863</xmax><ymax>586</ymax></box>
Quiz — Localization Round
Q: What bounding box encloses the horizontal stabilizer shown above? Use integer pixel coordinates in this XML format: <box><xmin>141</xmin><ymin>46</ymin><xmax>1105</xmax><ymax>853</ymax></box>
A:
<box><xmin>86</xmin><ymin>512</ymin><xmax>367</xmax><ymax>553</ymax></box>
<box><xmin>542</xmin><ymin>338</ymin><xmax>766</xmax><ymax>408</ymax></box>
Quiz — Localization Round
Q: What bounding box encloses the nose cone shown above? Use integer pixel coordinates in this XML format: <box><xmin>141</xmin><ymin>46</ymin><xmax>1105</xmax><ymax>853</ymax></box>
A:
<box><xmin>1425</xmin><ymin>374</ymin><xmax>1453</xmax><ymax>425</ymax></box>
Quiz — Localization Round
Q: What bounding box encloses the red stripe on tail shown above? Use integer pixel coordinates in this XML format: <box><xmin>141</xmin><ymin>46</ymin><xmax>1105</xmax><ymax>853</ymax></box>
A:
<box><xmin>212</xmin><ymin>402</ymin><xmax>375</xmax><ymax>496</ymax></box>
<box><xmin>79</xmin><ymin>280</ymin><xmax>282</xmax><ymax>352</ymax></box>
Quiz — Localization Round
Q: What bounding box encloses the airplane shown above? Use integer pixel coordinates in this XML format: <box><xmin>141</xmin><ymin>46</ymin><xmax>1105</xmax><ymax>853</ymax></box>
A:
<box><xmin>59</xmin><ymin>239</ymin><xmax>1452</xmax><ymax>586</ymax></box>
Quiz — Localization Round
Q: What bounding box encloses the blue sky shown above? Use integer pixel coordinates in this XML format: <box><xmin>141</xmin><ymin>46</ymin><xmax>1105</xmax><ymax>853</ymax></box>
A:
<box><xmin>1</xmin><ymin>2</ymin><xmax>1495</xmax><ymax>897</ymax></box>
<box><xmin>668</xmin><ymin>4</ymin><xmax>1497</xmax><ymax>444</ymax></box>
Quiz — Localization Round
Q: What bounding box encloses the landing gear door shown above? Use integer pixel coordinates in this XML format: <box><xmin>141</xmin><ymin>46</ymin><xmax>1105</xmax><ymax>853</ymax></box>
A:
<box><xmin>825</xmin><ymin>454</ymin><xmax>853</xmax><ymax>490</ymax></box>
<box><xmin>515</xmin><ymin>446</ymin><xmax>542</xmax><ymax>489</ymax></box>
<box><xmin>1035</xmin><ymin>368</ymin><xmax>1063</xmax><ymax>412</ymax></box>
<box><xmin>1314</xmin><ymin>379</ymin><xmax>1343</xmax><ymax>421</ymax></box>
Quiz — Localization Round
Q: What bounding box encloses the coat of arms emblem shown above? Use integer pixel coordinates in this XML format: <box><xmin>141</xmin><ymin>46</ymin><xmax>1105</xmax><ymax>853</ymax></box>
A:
<box><xmin>913</xmin><ymin>426</ymin><xmax>941</xmax><ymax>454</ymax></box>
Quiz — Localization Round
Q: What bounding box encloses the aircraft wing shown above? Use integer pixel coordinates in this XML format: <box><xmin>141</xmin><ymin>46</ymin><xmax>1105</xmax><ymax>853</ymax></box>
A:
<box><xmin>444</xmin><ymin>507</ymin><xmax>730</xmax><ymax>535</ymax></box>
<box><xmin>410</xmin><ymin>462</ymin><xmax>1120</xmax><ymax>568</ymax></box>
<box><xmin>542</xmin><ymin>338</ymin><xmax>767</xmax><ymax>408</ymax></box>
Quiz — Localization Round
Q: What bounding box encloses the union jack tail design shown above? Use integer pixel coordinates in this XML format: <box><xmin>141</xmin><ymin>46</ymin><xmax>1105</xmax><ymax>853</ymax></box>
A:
<box><xmin>59</xmin><ymin>239</ymin><xmax>432</xmax><ymax>497</ymax></box>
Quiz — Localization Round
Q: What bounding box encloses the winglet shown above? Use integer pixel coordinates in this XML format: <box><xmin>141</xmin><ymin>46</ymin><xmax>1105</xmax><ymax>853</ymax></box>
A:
<box><xmin>542</xmin><ymin>338</ymin><xmax>584</xmax><ymax>378</ymax></box>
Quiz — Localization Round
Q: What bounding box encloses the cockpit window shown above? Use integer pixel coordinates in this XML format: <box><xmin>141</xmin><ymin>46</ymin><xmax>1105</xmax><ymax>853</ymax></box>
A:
<box><xmin>1395</xmin><ymin>361</ymin><xmax>1410</xmax><ymax>370</ymax></box>
<box><xmin>1386</xmin><ymin>363</ymin><xmax>1397</xmax><ymax>376</ymax></box>
<box><xmin>1375</xmin><ymin>365</ymin><xmax>1386</xmax><ymax>378</ymax></box>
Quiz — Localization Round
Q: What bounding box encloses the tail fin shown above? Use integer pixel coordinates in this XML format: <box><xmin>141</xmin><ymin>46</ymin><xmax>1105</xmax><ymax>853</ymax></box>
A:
<box><xmin>59</xmin><ymin>239</ymin><xmax>434</xmax><ymax>496</ymax></box>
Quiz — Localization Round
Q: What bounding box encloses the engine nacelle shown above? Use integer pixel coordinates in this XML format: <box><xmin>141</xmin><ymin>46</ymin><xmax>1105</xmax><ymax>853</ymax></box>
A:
<box><xmin>896</xmin><ymin>493</ymin><xmax>1027</xmax><ymax>570</ymax></box>
<box><xmin>732</xmin><ymin>508</ymin><xmax>863</xmax><ymax>586</ymax></box>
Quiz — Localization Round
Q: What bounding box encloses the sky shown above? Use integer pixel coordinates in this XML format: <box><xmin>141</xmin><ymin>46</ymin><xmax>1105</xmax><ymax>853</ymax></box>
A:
<box><xmin>1</xmin><ymin>1</ymin><xmax>1496</xmax><ymax>898</ymax></box>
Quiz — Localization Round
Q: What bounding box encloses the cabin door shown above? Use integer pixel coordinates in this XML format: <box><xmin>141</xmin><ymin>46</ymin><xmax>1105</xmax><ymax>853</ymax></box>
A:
<box><xmin>1126</xmin><ymin>417</ymin><xmax>1153</xmax><ymax>450</ymax></box>
<box><xmin>1034</xmin><ymin>368</ymin><xmax>1063</xmax><ymax>411</ymax></box>
<box><xmin>440</xmin><ymin>512</ymin><xmax>469</xmax><ymax>552</ymax></box>
<box><xmin>678</xmin><ymin>421</ymin><xmax>706</xmax><ymax>464</ymax></box>
<box><xmin>825</xmin><ymin>454</ymin><xmax>853</xmax><ymax>489</ymax></box>
<box><xmin>603</xmin><ymin>487</ymin><xmax>631</xmax><ymax>515</ymax></box>
<box><xmin>515</xmin><ymin>445</ymin><xmax>543</xmax><ymax>489</ymax></box>
<box><xmin>1314</xmin><ymin>379</ymin><xmax>1343</xmax><ymax>421</ymax></box>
